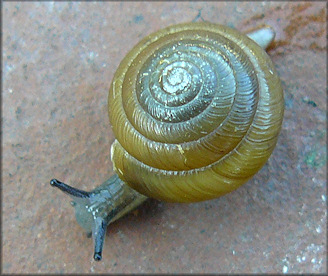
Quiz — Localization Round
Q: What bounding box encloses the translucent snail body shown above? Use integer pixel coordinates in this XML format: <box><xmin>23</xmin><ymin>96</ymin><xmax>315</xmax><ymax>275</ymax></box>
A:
<box><xmin>50</xmin><ymin>22</ymin><xmax>284</xmax><ymax>261</ymax></box>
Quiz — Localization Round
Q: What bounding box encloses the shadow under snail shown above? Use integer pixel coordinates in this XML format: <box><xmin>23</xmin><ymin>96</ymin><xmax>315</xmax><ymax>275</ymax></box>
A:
<box><xmin>50</xmin><ymin>22</ymin><xmax>284</xmax><ymax>261</ymax></box>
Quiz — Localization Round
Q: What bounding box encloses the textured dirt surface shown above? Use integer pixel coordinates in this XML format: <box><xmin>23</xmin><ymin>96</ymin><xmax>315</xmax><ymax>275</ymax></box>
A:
<box><xmin>2</xmin><ymin>1</ymin><xmax>326</xmax><ymax>274</ymax></box>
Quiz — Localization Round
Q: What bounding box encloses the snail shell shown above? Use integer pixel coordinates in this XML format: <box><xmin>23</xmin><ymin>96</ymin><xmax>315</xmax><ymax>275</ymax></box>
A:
<box><xmin>109</xmin><ymin>22</ymin><xmax>284</xmax><ymax>203</ymax></box>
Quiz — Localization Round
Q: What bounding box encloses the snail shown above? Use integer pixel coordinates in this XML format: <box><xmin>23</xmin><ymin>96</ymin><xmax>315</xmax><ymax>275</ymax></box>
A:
<box><xmin>50</xmin><ymin>22</ymin><xmax>284</xmax><ymax>261</ymax></box>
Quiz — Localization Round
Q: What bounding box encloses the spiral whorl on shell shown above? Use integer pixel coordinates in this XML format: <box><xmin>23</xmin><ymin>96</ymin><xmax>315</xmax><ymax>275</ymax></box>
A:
<box><xmin>108</xmin><ymin>22</ymin><xmax>284</xmax><ymax>203</ymax></box>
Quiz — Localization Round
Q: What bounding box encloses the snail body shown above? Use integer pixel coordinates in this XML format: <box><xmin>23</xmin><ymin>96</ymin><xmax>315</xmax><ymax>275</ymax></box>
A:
<box><xmin>50</xmin><ymin>22</ymin><xmax>284</xmax><ymax>261</ymax></box>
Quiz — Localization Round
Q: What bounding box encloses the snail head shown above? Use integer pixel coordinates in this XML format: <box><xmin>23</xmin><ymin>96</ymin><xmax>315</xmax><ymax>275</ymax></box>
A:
<box><xmin>50</xmin><ymin>178</ymin><xmax>117</xmax><ymax>261</ymax></box>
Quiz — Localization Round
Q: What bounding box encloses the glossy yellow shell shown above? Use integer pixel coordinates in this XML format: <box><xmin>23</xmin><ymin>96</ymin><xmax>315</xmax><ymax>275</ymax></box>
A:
<box><xmin>108</xmin><ymin>22</ymin><xmax>284</xmax><ymax>203</ymax></box>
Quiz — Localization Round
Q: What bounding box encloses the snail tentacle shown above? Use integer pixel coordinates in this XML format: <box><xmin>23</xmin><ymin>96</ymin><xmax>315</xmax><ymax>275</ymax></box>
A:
<box><xmin>50</xmin><ymin>179</ymin><xmax>90</xmax><ymax>198</ymax></box>
<box><xmin>92</xmin><ymin>217</ymin><xmax>107</xmax><ymax>261</ymax></box>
